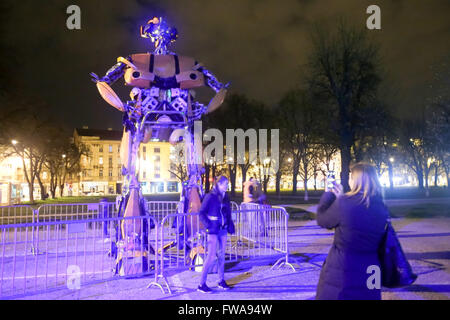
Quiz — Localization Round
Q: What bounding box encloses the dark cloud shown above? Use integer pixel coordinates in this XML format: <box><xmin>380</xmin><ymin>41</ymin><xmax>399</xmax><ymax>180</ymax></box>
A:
<box><xmin>1</xmin><ymin>0</ymin><xmax>449</xmax><ymax>130</ymax></box>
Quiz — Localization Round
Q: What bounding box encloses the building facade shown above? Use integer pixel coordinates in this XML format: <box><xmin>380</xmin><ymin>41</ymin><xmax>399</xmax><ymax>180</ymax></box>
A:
<box><xmin>73</xmin><ymin>127</ymin><xmax>181</xmax><ymax>196</ymax></box>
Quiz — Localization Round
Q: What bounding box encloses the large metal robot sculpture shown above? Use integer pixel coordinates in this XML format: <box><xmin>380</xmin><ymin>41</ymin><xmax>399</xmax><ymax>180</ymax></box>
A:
<box><xmin>90</xmin><ymin>17</ymin><xmax>228</xmax><ymax>276</ymax></box>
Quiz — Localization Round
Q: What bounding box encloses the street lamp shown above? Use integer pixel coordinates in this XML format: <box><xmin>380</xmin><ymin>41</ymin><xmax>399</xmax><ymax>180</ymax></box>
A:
<box><xmin>11</xmin><ymin>140</ymin><xmax>18</xmax><ymax>145</ymax></box>
<box><xmin>389</xmin><ymin>157</ymin><xmax>394</xmax><ymax>163</ymax></box>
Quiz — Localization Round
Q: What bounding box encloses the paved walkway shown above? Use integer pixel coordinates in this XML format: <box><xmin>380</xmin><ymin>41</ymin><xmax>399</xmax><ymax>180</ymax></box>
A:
<box><xmin>17</xmin><ymin>217</ymin><xmax>450</xmax><ymax>300</ymax></box>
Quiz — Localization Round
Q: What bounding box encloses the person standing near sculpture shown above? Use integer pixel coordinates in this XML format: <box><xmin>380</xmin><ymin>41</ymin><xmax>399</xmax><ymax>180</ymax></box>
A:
<box><xmin>197</xmin><ymin>176</ymin><xmax>235</xmax><ymax>293</ymax></box>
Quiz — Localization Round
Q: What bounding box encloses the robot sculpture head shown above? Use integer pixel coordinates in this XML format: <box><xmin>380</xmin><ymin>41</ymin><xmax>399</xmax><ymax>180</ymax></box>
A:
<box><xmin>140</xmin><ymin>17</ymin><xmax>178</xmax><ymax>55</ymax></box>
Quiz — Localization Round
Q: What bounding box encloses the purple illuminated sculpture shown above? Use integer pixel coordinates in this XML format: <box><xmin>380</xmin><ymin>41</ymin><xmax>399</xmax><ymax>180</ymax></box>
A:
<box><xmin>90</xmin><ymin>17</ymin><xmax>228</xmax><ymax>276</ymax></box>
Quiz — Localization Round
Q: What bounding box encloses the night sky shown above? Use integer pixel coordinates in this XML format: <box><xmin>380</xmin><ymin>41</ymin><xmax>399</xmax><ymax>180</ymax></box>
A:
<box><xmin>1</xmin><ymin>0</ymin><xmax>449</xmax><ymax>131</ymax></box>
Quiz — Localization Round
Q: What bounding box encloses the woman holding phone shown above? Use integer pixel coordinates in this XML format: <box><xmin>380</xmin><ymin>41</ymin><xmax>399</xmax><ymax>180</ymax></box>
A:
<box><xmin>316</xmin><ymin>163</ymin><xmax>390</xmax><ymax>300</ymax></box>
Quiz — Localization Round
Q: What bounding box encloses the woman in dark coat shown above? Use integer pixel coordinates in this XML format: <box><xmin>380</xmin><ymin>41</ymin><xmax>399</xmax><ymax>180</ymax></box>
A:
<box><xmin>197</xmin><ymin>175</ymin><xmax>235</xmax><ymax>293</ymax></box>
<box><xmin>316</xmin><ymin>163</ymin><xmax>389</xmax><ymax>300</ymax></box>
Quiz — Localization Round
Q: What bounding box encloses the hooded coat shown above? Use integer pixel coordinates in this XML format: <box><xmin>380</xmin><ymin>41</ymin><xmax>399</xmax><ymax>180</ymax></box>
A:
<box><xmin>199</xmin><ymin>187</ymin><xmax>235</xmax><ymax>235</ymax></box>
<box><xmin>315</xmin><ymin>191</ymin><xmax>389</xmax><ymax>300</ymax></box>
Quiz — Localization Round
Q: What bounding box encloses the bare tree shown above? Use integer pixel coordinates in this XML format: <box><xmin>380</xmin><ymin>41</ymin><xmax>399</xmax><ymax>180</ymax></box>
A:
<box><xmin>398</xmin><ymin>116</ymin><xmax>435</xmax><ymax>193</ymax></box>
<box><xmin>279</xmin><ymin>89</ymin><xmax>319</xmax><ymax>200</ymax></box>
<box><xmin>306</xmin><ymin>21</ymin><xmax>382</xmax><ymax>191</ymax></box>
<box><xmin>0</xmin><ymin>103</ymin><xmax>51</xmax><ymax>203</ymax></box>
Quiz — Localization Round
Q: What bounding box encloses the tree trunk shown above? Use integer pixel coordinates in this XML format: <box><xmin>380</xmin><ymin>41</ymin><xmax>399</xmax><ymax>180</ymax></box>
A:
<box><xmin>340</xmin><ymin>145</ymin><xmax>352</xmax><ymax>192</ymax></box>
<box><xmin>388</xmin><ymin>161</ymin><xmax>394</xmax><ymax>190</ymax></box>
<box><xmin>240</xmin><ymin>164</ymin><xmax>248</xmax><ymax>192</ymax></box>
<box><xmin>228</xmin><ymin>164</ymin><xmax>236</xmax><ymax>197</ymax></box>
<box><xmin>445</xmin><ymin>167</ymin><xmax>449</xmax><ymax>188</ymax></box>
<box><xmin>416</xmin><ymin>168</ymin><xmax>424</xmax><ymax>190</ymax></box>
<box><xmin>51</xmin><ymin>186</ymin><xmax>56</xmax><ymax>199</ymax></box>
<box><xmin>313</xmin><ymin>170</ymin><xmax>317</xmax><ymax>191</ymax></box>
<box><xmin>204</xmin><ymin>164</ymin><xmax>210</xmax><ymax>192</ymax></box>
<box><xmin>212</xmin><ymin>165</ymin><xmax>216</xmax><ymax>183</ymax></box>
<box><xmin>275</xmin><ymin>171</ymin><xmax>281</xmax><ymax>197</ymax></box>
<box><xmin>434</xmin><ymin>165</ymin><xmax>438</xmax><ymax>186</ymax></box>
<box><xmin>28</xmin><ymin>179</ymin><xmax>34</xmax><ymax>204</ymax></box>
<box><xmin>304</xmin><ymin>179</ymin><xmax>309</xmax><ymax>201</ymax></box>
<box><xmin>49</xmin><ymin>171</ymin><xmax>57</xmax><ymax>198</ymax></box>
<box><xmin>36</xmin><ymin>175</ymin><xmax>46</xmax><ymax>200</ymax></box>
<box><xmin>59</xmin><ymin>184</ymin><xmax>64</xmax><ymax>197</ymax></box>
<box><xmin>303</xmin><ymin>163</ymin><xmax>309</xmax><ymax>201</ymax></box>
<box><xmin>424</xmin><ymin>169</ymin><xmax>430</xmax><ymax>197</ymax></box>
<box><xmin>292</xmin><ymin>165</ymin><xmax>299</xmax><ymax>195</ymax></box>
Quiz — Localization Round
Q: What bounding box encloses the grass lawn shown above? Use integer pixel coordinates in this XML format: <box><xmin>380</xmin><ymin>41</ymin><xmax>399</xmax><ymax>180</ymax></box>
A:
<box><xmin>388</xmin><ymin>203</ymin><xmax>450</xmax><ymax>219</ymax></box>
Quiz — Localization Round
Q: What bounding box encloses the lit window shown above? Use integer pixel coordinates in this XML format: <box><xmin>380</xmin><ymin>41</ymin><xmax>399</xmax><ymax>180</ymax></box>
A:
<box><xmin>99</xmin><ymin>157</ymin><xmax>103</xmax><ymax>165</ymax></box>
<box><xmin>109</xmin><ymin>145</ymin><xmax>112</xmax><ymax>153</ymax></box>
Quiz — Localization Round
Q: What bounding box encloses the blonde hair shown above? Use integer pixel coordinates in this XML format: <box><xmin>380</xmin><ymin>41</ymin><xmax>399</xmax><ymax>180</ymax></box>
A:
<box><xmin>345</xmin><ymin>162</ymin><xmax>383</xmax><ymax>207</ymax></box>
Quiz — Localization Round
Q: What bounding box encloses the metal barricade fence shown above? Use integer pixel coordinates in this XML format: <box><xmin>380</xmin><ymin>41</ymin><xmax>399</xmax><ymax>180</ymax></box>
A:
<box><xmin>144</xmin><ymin>201</ymin><xmax>180</xmax><ymax>224</ymax></box>
<box><xmin>0</xmin><ymin>201</ymin><xmax>294</xmax><ymax>298</ymax></box>
<box><xmin>237</xmin><ymin>204</ymin><xmax>295</xmax><ymax>271</ymax></box>
<box><xmin>149</xmin><ymin>205</ymin><xmax>295</xmax><ymax>294</ymax></box>
<box><xmin>0</xmin><ymin>205</ymin><xmax>35</xmax><ymax>225</ymax></box>
<box><xmin>36</xmin><ymin>201</ymin><xmax>180</xmax><ymax>223</ymax></box>
<box><xmin>0</xmin><ymin>215</ymin><xmax>158</xmax><ymax>299</ymax></box>
<box><xmin>149</xmin><ymin>211</ymin><xmax>241</xmax><ymax>294</ymax></box>
<box><xmin>36</xmin><ymin>203</ymin><xmax>113</xmax><ymax>222</ymax></box>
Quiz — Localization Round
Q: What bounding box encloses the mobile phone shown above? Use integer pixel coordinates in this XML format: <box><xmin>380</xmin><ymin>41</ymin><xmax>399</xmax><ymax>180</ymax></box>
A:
<box><xmin>326</xmin><ymin>172</ymin><xmax>336</xmax><ymax>190</ymax></box>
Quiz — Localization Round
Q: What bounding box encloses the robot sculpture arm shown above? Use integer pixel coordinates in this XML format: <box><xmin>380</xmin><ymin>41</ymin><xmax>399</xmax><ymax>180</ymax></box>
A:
<box><xmin>90</xmin><ymin>56</ymin><xmax>133</xmax><ymax>85</ymax></box>
<box><xmin>196</xmin><ymin>65</ymin><xmax>229</xmax><ymax>93</ymax></box>
<box><xmin>194</xmin><ymin>65</ymin><xmax>229</xmax><ymax>114</ymax></box>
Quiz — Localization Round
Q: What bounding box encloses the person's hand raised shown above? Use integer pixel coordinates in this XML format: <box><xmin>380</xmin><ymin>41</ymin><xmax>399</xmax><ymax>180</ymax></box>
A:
<box><xmin>331</xmin><ymin>183</ymin><xmax>344</xmax><ymax>198</ymax></box>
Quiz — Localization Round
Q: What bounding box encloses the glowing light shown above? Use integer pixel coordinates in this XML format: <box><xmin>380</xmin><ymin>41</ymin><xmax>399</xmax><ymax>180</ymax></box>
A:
<box><xmin>288</xmin><ymin>158</ymin><xmax>292</xmax><ymax>163</ymax></box>
<box><xmin>389</xmin><ymin>157</ymin><xmax>394</xmax><ymax>163</ymax></box>
<box><xmin>11</xmin><ymin>140</ymin><xmax>18</xmax><ymax>145</ymax></box>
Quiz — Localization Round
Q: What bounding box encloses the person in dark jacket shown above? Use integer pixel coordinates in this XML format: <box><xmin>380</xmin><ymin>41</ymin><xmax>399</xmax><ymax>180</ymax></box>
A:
<box><xmin>197</xmin><ymin>175</ymin><xmax>236</xmax><ymax>293</ymax></box>
<box><xmin>316</xmin><ymin>163</ymin><xmax>389</xmax><ymax>300</ymax></box>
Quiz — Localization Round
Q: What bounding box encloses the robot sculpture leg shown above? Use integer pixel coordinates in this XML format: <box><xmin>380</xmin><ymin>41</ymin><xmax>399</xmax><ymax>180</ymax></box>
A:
<box><xmin>176</xmin><ymin>125</ymin><xmax>206</xmax><ymax>267</ymax></box>
<box><xmin>113</xmin><ymin>124</ymin><xmax>153</xmax><ymax>277</ymax></box>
